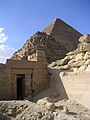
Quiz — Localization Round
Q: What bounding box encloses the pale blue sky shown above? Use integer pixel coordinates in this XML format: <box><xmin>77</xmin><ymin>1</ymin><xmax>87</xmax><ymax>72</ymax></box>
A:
<box><xmin>0</xmin><ymin>0</ymin><xmax>90</xmax><ymax>63</ymax></box>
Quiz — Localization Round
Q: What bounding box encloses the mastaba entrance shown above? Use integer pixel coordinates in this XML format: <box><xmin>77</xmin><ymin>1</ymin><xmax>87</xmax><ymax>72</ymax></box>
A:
<box><xmin>0</xmin><ymin>50</ymin><xmax>50</xmax><ymax>100</ymax></box>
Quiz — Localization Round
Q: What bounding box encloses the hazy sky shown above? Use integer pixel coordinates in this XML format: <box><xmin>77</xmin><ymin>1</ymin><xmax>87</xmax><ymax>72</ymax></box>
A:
<box><xmin>0</xmin><ymin>0</ymin><xmax>90</xmax><ymax>63</ymax></box>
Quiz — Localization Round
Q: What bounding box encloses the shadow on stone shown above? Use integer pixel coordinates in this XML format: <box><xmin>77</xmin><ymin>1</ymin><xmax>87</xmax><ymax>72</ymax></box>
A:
<box><xmin>50</xmin><ymin>69</ymin><xmax>68</xmax><ymax>100</ymax></box>
<box><xmin>0</xmin><ymin>113</ymin><xmax>11</xmax><ymax>120</ymax></box>
<box><xmin>67</xmin><ymin>112</ymin><xmax>77</xmax><ymax>115</ymax></box>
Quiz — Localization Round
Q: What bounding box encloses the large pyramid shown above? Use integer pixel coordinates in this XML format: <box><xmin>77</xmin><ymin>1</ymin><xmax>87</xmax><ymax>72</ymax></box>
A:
<box><xmin>43</xmin><ymin>18</ymin><xmax>82</xmax><ymax>51</ymax></box>
<box><xmin>11</xmin><ymin>18</ymin><xmax>82</xmax><ymax>63</ymax></box>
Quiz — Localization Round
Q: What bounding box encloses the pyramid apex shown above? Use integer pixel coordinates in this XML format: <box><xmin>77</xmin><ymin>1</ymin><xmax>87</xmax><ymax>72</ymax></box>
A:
<box><xmin>53</xmin><ymin>18</ymin><xmax>61</xmax><ymax>21</ymax></box>
<box><xmin>43</xmin><ymin>18</ymin><xmax>82</xmax><ymax>52</ymax></box>
<box><xmin>52</xmin><ymin>18</ymin><xmax>63</xmax><ymax>23</ymax></box>
<box><xmin>43</xmin><ymin>18</ymin><xmax>64</xmax><ymax>35</ymax></box>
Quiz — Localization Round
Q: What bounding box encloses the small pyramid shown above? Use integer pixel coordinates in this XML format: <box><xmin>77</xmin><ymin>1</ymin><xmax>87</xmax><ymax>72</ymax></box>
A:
<box><xmin>43</xmin><ymin>18</ymin><xmax>82</xmax><ymax>52</ymax></box>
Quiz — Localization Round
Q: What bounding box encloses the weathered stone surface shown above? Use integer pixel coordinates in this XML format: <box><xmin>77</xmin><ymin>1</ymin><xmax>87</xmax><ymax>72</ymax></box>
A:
<box><xmin>56</xmin><ymin>56</ymin><xmax>70</xmax><ymax>66</ymax></box>
<box><xmin>79</xmin><ymin>34</ymin><xmax>90</xmax><ymax>43</ymax></box>
<box><xmin>85</xmin><ymin>65</ymin><xmax>90</xmax><ymax>71</ymax></box>
<box><xmin>84</xmin><ymin>51</ymin><xmax>90</xmax><ymax>60</ymax></box>
<box><xmin>78</xmin><ymin>65</ymin><xmax>87</xmax><ymax>72</ymax></box>
<box><xmin>49</xmin><ymin>62</ymin><xmax>57</xmax><ymax>68</ymax></box>
<box><xmin>46</xmin><ymin>102</ymin><xmax>55</xmax><ymax>111</ymax></box>
<box><xmin>68</xmin><ymin>59</ymin><xmax>76</xmax><ymax>65</ymax></box>
<box><xmin>67</xmin><ymin>50</ymin><xmax>76</xmax><ymax>56</ymax></box>
<box><xmin>78</xmin><ymin>43</ymin><xmax>90</xmax><ymax>51</ymax></box>
<box><xmin>75</xmin><ymin>52</ymin><xmax>85</xmax><ymax>61</ymax></box>
<box><xmin>69</xmin><ymin>61</ymin><xmax>85</xmax><ymax>68</ymax></box>
<box><xmin>50</xmin><ymin>34</ymin><xmax>90</xmax><ymax>72</ymax></box>
<box><xmin>37</xmin><ymin>97</ymin><xmax>54</xmax><ymax>104</ymax></box>
<box><xmin>85</xmin><ymin>59</ymin><xmax>90</xmax><ymax>65</ymax></box>
<box><xmin>37</xmin><ymin>97</ymin><xmax>55</xmax><ymax>111</ymax></box>
<box><xmin>73</xmin><ymin>67</ymin><xmax>78</xmax><ymax>72</ymax></box>
<box><xmin>59</xmin><ymin>65</ymin><xmax>71</xmax><ymax>70</ymax></box>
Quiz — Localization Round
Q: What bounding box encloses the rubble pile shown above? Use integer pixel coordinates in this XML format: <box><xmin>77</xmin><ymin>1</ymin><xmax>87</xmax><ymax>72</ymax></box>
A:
<box><xmin>49</xmin><ymin>34</ymin><xmax>90</xmax><ymax>72</ymax></box>
<box><xmin>0</xmin><ymin>98</ymin><xmax>90</xmax><ymax>120</ymax></box>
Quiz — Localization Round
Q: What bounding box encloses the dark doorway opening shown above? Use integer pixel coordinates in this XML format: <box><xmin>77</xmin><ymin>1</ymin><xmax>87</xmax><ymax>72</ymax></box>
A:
<box><xmin>17</xmin><ymin>74</ymin><xmax>25</xmax><ymax>100</ymax></box>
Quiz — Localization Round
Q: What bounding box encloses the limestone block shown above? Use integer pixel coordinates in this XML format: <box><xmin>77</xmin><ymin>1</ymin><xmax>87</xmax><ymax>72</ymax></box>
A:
<box><xmin>85</xmin><ymin>59</ymin><xmax>90</xmax><ymax>65</ymax></box>
<box><xmin>79</xmin><ymin>34</ymin><xmax>90</xmax><ymax>43</ymax></box>
<box><xmin>84</xmin><ymin>51</ymin><xmax>90</xmax><ymax>60</ymax></box>
<box><xmin>69</xmin><ymin>55</ymin><xmax>76</xmax><ymax>59</ymax></box>
<box><xmin>67</xmin><ymin>49</ymin><xmax>81</xmax><ymax>56</ymax></box>
<box><xmin>67</xmin><ymin>51</ymin><xmax>75</xmax><ymax>56</ymax></box>
<box><xmin>75</xmin><ymin>52</ymin><xmax>85</xmax><ymax>61</ymax></box>
<box><xmin>37</xmin><ymin>97</ymin><xmax>52</xmax><ymax>105</ymax></box>
<box><xmin>78</xmin><ymin>65</ymin><xmax>87</xmax><ymax>72</ymax></box>
<box><xmin>49</xmin><ymin>62</ymin><xmax>57</xmax><ymax>68</ymax></box>
<box><xmin>73</xmin><ymin>67</ymin><xmax>78</xmax><ymax>72</ymax></box>
<box><xmin>69</xmin><ymin>61</ymin><xmax>85</xmax><ymax>68</ymax></box>
<box><xmin>85</xmin><ymin>65</ymin><xmax>90</xmax><ymax>72</ymax></box>
<box><xmin>45</xmin><ymin>102</ymin><xmax>55</xmax><ymax>111</ymax></box>
<box><xmin>59</xmin><ymin>65</ymin><xmax>70</xmax><ymax>70</ymax></box>
<box><xmin>61</xmin><ymin>58</ymin><xmax>69</xmax><ymax>65</ymax></box>
<box><xmin>37</xmin><ymin>97</ymin><xmax>55</xmax><ymax>111</ymax></box>
<box><xmin>78</xmin><ymin>43</ymin><xmax>90</xmax><ymax>51</ymax></box>
<box><xmin>28</xmin><ymin>55</ymin><xmax>37</xmax><ymax>61</ymax></box>
<box><xmin>68</xmin><ymin>59</ymin><xmax>76</xmax><ymax>65</ymax></box>
<box><xmin>56</xmin><ymin>57</ymin><xmax>69</xmax><ymax>66</ymax></box>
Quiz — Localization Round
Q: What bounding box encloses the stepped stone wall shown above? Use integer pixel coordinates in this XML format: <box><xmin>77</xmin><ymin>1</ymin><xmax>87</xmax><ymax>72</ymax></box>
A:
<box><xmin>0</xmin><ymin>50</ymin><xmax>50</xmax><ymax>100</ymax></box>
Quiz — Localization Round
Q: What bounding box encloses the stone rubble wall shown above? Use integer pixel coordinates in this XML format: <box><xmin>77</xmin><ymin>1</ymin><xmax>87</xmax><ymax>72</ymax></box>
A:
<box><xmin>49</xmin><ymin>34</ymin><xmax>90</xmax><ymax>73</ymax></box>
